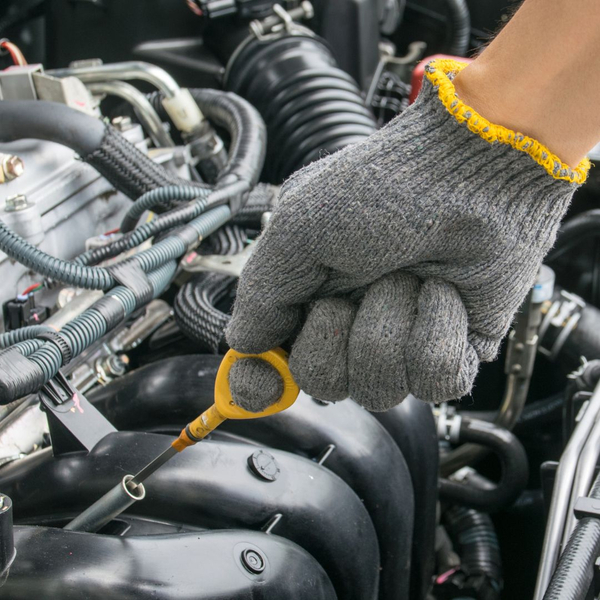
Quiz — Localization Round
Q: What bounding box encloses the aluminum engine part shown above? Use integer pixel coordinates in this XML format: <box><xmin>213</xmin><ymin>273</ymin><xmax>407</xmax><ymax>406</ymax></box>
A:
<box><xmin>0</xmin><ymin>126</ymin><xmax>189</xmax><ymax>326</ymax></box>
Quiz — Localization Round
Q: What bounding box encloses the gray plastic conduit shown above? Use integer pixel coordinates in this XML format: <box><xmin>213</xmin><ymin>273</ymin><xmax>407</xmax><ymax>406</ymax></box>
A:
<box><xmin>0</xmin><ymin>219</ymin><xmax>115</xmax><ymax>290</ymax></box>
<box><xmin>0</xmin><ymin>326</ymin><xmax>54</xmax><ymax>349</ymax></box>
<box><xmin>0</xmin><ymin>206</ymin><xmax>229</xmax><ymax>403</ymax></box>
<box><xmin>0</xmin><ymin>261</ymin><xmax>178</xmax><ymax>404</ymax></box>
<box><xmin>120</xmin><ymin>186</ymin><xmax>210</xmax><ymax>233</ymax></box>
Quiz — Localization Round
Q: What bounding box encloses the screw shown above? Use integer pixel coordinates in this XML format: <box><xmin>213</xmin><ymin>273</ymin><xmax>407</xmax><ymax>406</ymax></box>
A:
<box><xmin>241</xmin><ymin>548</ymin><xmax>266</xmax><ymax>574</ymax></box>
<box><xmin>1</xmin><ymin>155</ymin><xmax>24</xmax><ymax>181</ymax></box>
<box><xmin>5</xmin><ymin>194</ymin><xmax>28</xmax><ymax>212</ymax></box>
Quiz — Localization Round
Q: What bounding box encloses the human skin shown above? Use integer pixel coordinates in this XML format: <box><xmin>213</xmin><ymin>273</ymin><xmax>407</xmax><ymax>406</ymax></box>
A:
<box><xmin>454</xmin><ymin>0</ymin><xmax>600</xmax><ymax>166</ymax></box>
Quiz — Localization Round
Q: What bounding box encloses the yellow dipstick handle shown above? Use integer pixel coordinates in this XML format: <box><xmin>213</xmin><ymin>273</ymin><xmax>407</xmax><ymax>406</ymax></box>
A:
<box><xmin>171</xmin><ymin>347</ymin><xmax>299</xmax><ymax>452</ymax></box>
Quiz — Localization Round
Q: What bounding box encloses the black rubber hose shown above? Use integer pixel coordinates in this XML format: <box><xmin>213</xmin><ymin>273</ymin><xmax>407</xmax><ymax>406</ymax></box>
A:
<box><xmin>547</xmin><ymin>210</ymin><xmax>600</xmax><ymax>263</ymax></box>
<box><xmin>174</xmin><ymin>273</ymin><xmax>236</xmax><ymax>353</ymax></box>
<box><xmin>374</xmin><ymin>397</ymin><xmax>439</xmax><ymax>600</ymax></box>
<box><xmin>148</xmin><ymin>88</ymin><xmax>266</xmax><ymax>190</ymax></box>
<box><xmin>444</xmin><ymin>0</ymin><xmax>471</xmax><ymax>56</ymax></box>
<box><xmin>0</xmin><ymin>100</ymin><xmax>105</xmax><ymax>155</ymax></box>
<box><xmin>173</xmin><ymin>222</ymin><xmax>246</xmax><ymax>351</ymax></box>
<box><xmin>0</xmin><ymin>100</ymin><xmax>209</xmax><ymax>200</ymax></box>
<box><xmin>543</xmin><ymin>473</ymin><xmax>600</xmax><ymax>600</ymax></box>
<box><xmin>444</xmin><ymin>505</ymin><xmax>503</xmax><ymax>600</ymax></box>
<box><xmin>439</xmin><ymin>419</ymin><xmax>529</xmax><ymax>511</ymax></box>
<box><xmin>225</xmin><ymin>34</ymin><xmax>377</xmax><ymax>183</ymax></box>
<box><xmin>557</xmin><ymin>302</ymin><xmax>600</xmax><ymax>365</ymax></box>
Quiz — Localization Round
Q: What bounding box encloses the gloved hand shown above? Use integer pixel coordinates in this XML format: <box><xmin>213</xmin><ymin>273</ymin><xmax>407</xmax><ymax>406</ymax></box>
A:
<box><xmin>226</xmin><ymin>59</ymin><xmax>589</xmax><ymax>412</ymax></box>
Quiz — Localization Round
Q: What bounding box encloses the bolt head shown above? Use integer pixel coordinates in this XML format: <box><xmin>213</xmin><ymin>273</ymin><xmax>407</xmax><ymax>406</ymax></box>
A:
<box><xmin>5</xmin><ymin>194</ymin><xmax>28</xmax><ymax>212</ymax></box>
<box><xmin>3</xmin><ymin>155</ymin><xmax>24</xmax><ymax>180</ymax></box>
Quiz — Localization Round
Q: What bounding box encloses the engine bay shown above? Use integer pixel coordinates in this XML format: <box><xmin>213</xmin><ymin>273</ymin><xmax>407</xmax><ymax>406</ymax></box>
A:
<box><xmin>1</xmin><ymin>1</ymin><xmax>599</xmax><ymax>598</ymax></box>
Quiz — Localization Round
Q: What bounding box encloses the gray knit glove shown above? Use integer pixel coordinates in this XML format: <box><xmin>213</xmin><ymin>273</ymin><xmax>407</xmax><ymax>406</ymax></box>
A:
<box><xmin>226</xmin><ymin>59</ymin><xmax>588</xmax><ymax>411</ymax></box>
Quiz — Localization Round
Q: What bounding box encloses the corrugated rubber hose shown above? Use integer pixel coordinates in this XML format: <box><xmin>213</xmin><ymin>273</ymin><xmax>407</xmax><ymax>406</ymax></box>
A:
<box><xmin>543</xmin><ymin>472</ymin><xmax>600</xmax><ymax>600</ymax></box>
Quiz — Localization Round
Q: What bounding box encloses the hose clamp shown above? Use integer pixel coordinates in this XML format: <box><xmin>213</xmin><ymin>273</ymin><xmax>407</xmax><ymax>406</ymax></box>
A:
<box><xmin>437</xmin><ymin>405</ymin><xmax>462</xmax><ymax>445</ymax></box>
<box><xmin>249</xmin><ymin>2</ymin><xmax>314</xmax><ymax>41</ymax></box>
<box><xmin>37</xmin><ymin>331</ymin><xmax>72</xmax><ymax>366</ymax></box>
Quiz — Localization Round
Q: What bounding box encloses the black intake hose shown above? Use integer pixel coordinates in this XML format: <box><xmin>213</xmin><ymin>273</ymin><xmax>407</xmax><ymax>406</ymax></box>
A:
<box><xmin>547</xmin><ymin>210</ymin><xmax>600</xmax><ymax>263</ymax></box>
<box><xmin>439</xmin><ymin>419</ymin><xmax>529</xmax><ymax>511</ymax></box>
<box><xmin>226</xmin><ymin>34</ymin><xmax>377</xmax><ymax>183</ymax></box>
<box><xmin>443</xmin><ymin>506</ymin><xmax>503</xmax><ymax>600</ymax></box>
<box><xmin>444</xmin><ymin>0</ymin><xmax>471</xmax><ymax>56</ymax></box>
<box><xmin>543</xmin><ymin>472</ymin><xmax>600</xmax><ymax>600</ymax></box>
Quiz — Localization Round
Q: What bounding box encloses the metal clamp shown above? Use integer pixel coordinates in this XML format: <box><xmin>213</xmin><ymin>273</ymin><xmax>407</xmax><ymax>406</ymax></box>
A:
<box><xmin>436</xmin><ymin>404</ymin><xmax>462</xmax><ymax>445</ymax></box>
<box><xmin>539</xmin><ymin>290</ymin><xmax>586</xmax><ymax>361</ymax></box>
<box><xmin>249</xmin><ymin>1</ymin><xmax>314</xmax><ymax>40</ymax></box>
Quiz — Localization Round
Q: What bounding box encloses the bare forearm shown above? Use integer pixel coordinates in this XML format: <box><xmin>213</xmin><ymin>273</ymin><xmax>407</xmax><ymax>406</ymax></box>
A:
<box><xmin>454</xmin><ymin>0</ymin><xmax>600</xmax><ymax>165</ymax></box>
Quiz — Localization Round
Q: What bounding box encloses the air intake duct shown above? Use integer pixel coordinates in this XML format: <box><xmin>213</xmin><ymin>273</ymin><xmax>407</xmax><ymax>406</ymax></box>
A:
<box><xmin>225</xmin><ymin>34</ymin><xmax>377</xmax><ymax>183</ymax></box>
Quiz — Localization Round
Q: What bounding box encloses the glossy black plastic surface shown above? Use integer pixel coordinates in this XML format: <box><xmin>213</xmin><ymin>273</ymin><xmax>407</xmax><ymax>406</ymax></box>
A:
<box><xmin>0</xmin><ymin>431</ymin><xmax>379</xmax><ymax>600</ymax></box>
<box><xmin>5</xmin><ymin>526</ymin><xmax>337</xmax><ymax>599</ymax></box>
<box><xmin>89</xmin><ymin>354</ymin><xmax>414</xmax><ymax>599</ymax></box>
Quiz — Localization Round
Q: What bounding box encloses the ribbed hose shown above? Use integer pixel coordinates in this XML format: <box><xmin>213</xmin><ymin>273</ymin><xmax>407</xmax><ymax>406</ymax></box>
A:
<box><xmin>0</xmin><ymin>207</ymin><xmax>229</xmax><ymax>404</ymax></box>
<box><xmin>12</xmin><ymin>339</ymin><xmax>43</xmax><ymax>357</ymax></box>
<box><xmin>0</xmin><ymin>326</ymin><xmax>54</xmax><ymax>349</ymax></box>
<box><xmin>0</xmin><ymin>219</ymin><xmax>115</xmax><ymax>290</ymax></box>
<box><xmin>444</xmin><ymin>506</ymin><xmax>503</xmax><ymax>600</ymax></box>
<box><xmin>543</xmin><ymin>474</ymin><xmax>600</xmax><ymax>600</ymax></box>
<box><xmin>174</xmin><ymin>220</ymin><xmax>246</xmax><ymax>351</ymax></box>
<box><xmin>444</xmin><ymin>0</ymin><xmax>471</xmax><ymax>56</ymax></box>
<box><xmin>226</xmin><ymin>34</ymin><xmax>377</xmax><ymax>183</ymax></box>
<box><xmin>439</xmin><ymin>419</ymin><xmax>529</xmax><ymax>511</ymax></box>
<box><xmin>174</xmin><ymin>273</ymin><xmax>235</xmax><ymax>352</ymax></box>
<box><xmin>120</xmin><ymin>186</ymin><xmax>211</xmax><ymax>233</ymax></box>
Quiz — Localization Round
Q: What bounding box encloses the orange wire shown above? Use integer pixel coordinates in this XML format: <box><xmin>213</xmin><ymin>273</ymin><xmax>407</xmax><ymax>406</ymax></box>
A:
<box><xmin>0</xmin><ymin>40</ymin><xmax>27</xmax><ymax>66</ymax></box>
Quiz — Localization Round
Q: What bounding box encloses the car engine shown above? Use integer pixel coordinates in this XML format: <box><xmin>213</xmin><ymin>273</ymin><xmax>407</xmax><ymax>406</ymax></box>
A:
<box><xmin>0</xmin><ymin>1</ymin><xmax>599</xmax><ymax>599</ymax></box>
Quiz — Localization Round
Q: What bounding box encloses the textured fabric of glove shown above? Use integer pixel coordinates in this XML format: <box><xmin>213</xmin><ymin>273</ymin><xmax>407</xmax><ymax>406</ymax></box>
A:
<box><xmin>229</xmin><ymin>357</ymin><xmax>283</xmax><ymax>412</ymax></box>
<box><xmin>226</xmin><ymin>59</ymin><xmax>588</xmax><ymax>410</ymax></box>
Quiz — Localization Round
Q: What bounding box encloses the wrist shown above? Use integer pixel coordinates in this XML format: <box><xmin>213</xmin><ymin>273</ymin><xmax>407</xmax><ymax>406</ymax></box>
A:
<box><xmin>424</xmin><ymin>59</ymin><xmax>589</xmax><ymax>185</ymax></box>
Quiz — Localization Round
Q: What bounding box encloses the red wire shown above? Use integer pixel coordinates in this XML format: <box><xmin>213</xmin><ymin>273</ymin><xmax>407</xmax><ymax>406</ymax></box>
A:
<box><xmin>103</xmin><ymin>227</ymin><xmax>120</xmax><ymax>235</ymax></box>
<box><xmin>186</xmin><ymin>0</ymin><xmax>203</xmax><ymax>16</ymax></box>
<box><xmin>21</xmin><ymin>283</ymin><xmax>42</xmax><ymax>296</ymax></box>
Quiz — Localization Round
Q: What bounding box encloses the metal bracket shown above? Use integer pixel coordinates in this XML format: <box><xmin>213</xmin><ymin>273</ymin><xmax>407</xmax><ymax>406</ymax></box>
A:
<box><xmin>39</xmin><ymin>371</ymin><xmax>117</xmax><ymax>455</ymax></box>
<box><xmin>574</xmin><ymin>496</ymin><xmax>600</xmax><ymax>520</ymax></box>
<box><xmin>249</xmin><ymin>2</ymin><xmax>314</xmax><ymax>41</ymax></box>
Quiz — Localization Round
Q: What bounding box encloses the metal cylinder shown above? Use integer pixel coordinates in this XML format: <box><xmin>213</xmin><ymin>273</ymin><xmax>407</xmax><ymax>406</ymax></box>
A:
<box><xmin>0</xmin><ymin>494</ymin><xmax>16</xmax><ymax>587</ymax></box>
<box><xmin>64</xmin><ymin>474</ymin><xmax>146</xmax><ymax>533</ymax></box>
